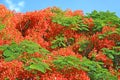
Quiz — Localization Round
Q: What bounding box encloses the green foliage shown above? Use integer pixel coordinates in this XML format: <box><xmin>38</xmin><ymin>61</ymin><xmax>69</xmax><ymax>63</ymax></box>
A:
<box><xmin>51</xmin><ymin>7</ymin><xmax>64</xmax><ymax>14</ymax></box>
<box><xmin>114</xmin><ymin>54</ymin><xmax>120</xmax><ymax>70</ymax></box>
<box><xmin>80</xmin><ymin>57</ymin><xmax>117</xmax><ymax>80</ymax></box>
<box><xmin>89</xmin><ymin>67</ymin><xmax>117</xmax><ymax>80</ymax></box>
<box><xmin>4</xmin><ymin>78</ymin><xmax>9</xmax><ymax>80</ymax></box>
<box><xmin>20</xmin><ymin>40</ymin><xmax>40</xmax><ymax>54</ymax></box>
<box><xmin>98</xmin><ymin>31</ymin><xmax>114</xmax><ymax>39</ymax></box>
<box><xmin>51</xmin><ymin>34</ymin><xmax>66</xmax><ymax>49</ymax></box>
<box><xmin>0</xmin><ymin>40</ymin><xmax>50</xmax><ymax>61</ymax></box>
<box><xmin>78</xmin><ymin>40</ymin><xmax>90</xmax><ymax>52</ymax></box>
<box><xmin>102</xmin><ymin>48</ymin><xmax>120</xmax><ymax>70</ymax></box>
<box><xmin>116</xmin><ymin>41</ymin><xmax>120</xmax><ymax>46</ymax></box>
<box><xmin>52</xmin><ymin>14</ymin><xmax>89</xmax><ymax>32</ymax></box>
<box><xmin>53</xmin><ymin>56</ymin><xmax>117</xmax><ymax>80</ymax></box>
<box><xmin>52</xmin><ymin>15</ymin><xmax>80</xmax><ymax>27</ymax></box>
<box><xmin>66</xmin><ymin>38</ymin><xmax>75</xmax><ymax>46</ymax></box>
<box><xmin>102</xmin><ymin>48</ymin><xmax>120</xmax><ymax>59</ymax></box>
<box><xmin>20</xmin><ymin>40</ymin><xmax>49</xmax><ymax>54</ymax></box>
<box><xmin>25</xmin><ymin>58</ymin><xmax>50</xmax><ymax>73</ymax></box>
<box><xmin>53</xmin><ymin>56</ymin><xmax>81</xmax><ymax>70</ymax></box>
<box><xmin>0</xmin><ymin>24</ymin><xmax>5</xmax><ymax>30</ymax></box>
<box><xmin>0</xmin><ymin>42</ymin><xmax>23</xmax><ymax>61</ymax></box>
<box><xmin>114</xmin><ymin>28</ymin><xmax>120</xmax><ymax>35</ymax></box>
<box><xmin>72</xmin><ymin>25</ymin><xmax>89</xmax><ymax>32</ymax></box>
<box><xmin>71</xmin><ymin>19</ymin><xmax>89</xmax><ymax>32</ymax></box>
<box><xmin>98</xmin><ymin>27</ymin><xmax>120</xmax><ymax>39</ymax></box>
<box><xmin>0</xmin><ymin>40</ymin><xmax>51</xmax><ymax>73</ymax></box>
<box><xmin>86</xmin><ymin>10</ymin><xmax>120</xmax><ymax>32</ymax></box>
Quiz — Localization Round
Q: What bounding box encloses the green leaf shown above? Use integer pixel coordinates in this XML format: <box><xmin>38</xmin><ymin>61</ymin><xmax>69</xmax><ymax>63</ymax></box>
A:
<box><xmin>20</xmin><ymin>40</ymin><xmax>40</xmax><ymax>54</ymax></box>
<box><xmin>29</xmin><ymin>63</ymin><xmax>46</xmax><ymax>73</ymax></box>
<box><xmin>1</xmin><ymin>42</ymin><xmax>22</xmax><ymax>61</ymax></box>
<box><xmin>0</xmin><ymin>24</ymin><xmax>5</xmax><ymax>30</ymax></box>
<box><xmin>20</xmin><ymin>40</ymin><xmax>50</xmax><ymax>54</ymax></box>
<box><xmin>53</xmin><ymin>56</ymin><xmax>81</xmax><ymax>70</ymax></box>
<box><xmin>1</xmin><ymin>40</ymin><xmax>50</xmax><ymax>61</ymax></box>
<box><xmin>52</xmin><ymin>14</ymin><xmax>81</xmax><ymax>27</ymax></box>
<box><xmin>3</xmin><ymin>50</ymin><xmax>12</xmax><ymax>57</ymax></box>
<box><xmin>102</xmin><ymin>48</ymin><xmax>118</xmax><ymax>59</ymax></box>
<box><xmin>26</xmin><ymin>58</ymin><xmax>50</xmax><ymax>73</ymax></box>
<box><xmin>80</xmin><ymin>57</ymin><xmax>117</xmax><ymax>80</ymax></box>
<box><xmin>86</xmin><ymin>10</ymin><xmax>120</xmax><ymax>32</ymax></box>
<box><xmin>51</xmin><ymin>44</ymin><xmax>58</xmax><ymax>49</ymax></box>
<box><xmin>78</xmin><ymin>40</ymin><xmax>89</xmax><ymax>52</ymax></box>
<box><xmin>108</xmin><ymin>54</ymin><xmax>114</xmax><ymax>59</ymax></box>
<box><xmin>51</xmin><ymin>34</ymin><xmax>66</xmax><ymax>49</ymax></box>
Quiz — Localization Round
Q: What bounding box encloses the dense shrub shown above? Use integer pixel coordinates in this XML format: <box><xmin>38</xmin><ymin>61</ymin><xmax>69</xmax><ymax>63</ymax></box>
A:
<box><xmin>0</xmin><ymin>5</ymin><xmax>120</xmax><ymax>80</ymax></box>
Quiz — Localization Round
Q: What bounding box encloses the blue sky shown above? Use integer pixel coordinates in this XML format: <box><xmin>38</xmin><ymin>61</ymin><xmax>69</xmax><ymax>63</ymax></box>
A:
<box><xmin>0</xmin><ymin>0</ymin><xmax>120</xmax><ymax>17</ymax></box>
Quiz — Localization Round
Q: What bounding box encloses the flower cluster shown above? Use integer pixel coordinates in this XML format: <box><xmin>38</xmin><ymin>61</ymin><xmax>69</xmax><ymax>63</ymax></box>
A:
<box><xmin>0</xmin><ymin>5</ymin><xmax>120</xmax><ymax>80</ymax></box>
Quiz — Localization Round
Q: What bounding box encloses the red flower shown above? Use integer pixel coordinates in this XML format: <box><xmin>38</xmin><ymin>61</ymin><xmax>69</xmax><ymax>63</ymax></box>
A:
<box><xmin>96</xmin><ymin>51</ymin><xmax>113</xmax><ymax>66</ymax></box>
<box><xmin>0</xmin><ymin>60</ymin><xmax>23</xmax><ymax>79</ymax></box>
<box><xmin>63</xmin><ymin>68</ymin><xmax>90</xmax><ymax>80</ymax></box>
<box><xmin>41</xmin><ymin>71</ymin><xmax>67</xmax><ymax>80</ymax></box>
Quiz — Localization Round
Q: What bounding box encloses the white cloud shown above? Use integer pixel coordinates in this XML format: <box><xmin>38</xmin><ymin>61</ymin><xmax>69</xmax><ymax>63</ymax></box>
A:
<box><xmin>18</xmin><ymin>1</ymin><xmax>25</xmax><ymax>7</ymax></box>
<box><xmin>5</xmin><ymin>0</ymin><xmax>25</xmax><ymax>12</ymax></box>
